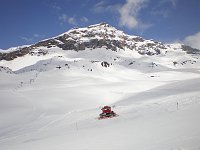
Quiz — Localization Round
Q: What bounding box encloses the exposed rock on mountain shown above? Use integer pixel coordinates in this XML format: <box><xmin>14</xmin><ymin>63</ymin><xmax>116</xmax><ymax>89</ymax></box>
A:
<box><xmin>1</xmin><ymin>22</ymin><xmax>198</xmax><ymax>62</ymax></box>
<box><xmin>181</xmin><ymin>45</ymin><xmax>200</xmax><ymax>54</ymax></box>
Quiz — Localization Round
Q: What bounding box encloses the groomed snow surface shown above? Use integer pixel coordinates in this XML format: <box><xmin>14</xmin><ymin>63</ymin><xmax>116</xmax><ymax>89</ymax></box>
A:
<box><xmin>0</xmin><ymin>48</ymin><xmax>200</xmax><ymax>150</ymax></box>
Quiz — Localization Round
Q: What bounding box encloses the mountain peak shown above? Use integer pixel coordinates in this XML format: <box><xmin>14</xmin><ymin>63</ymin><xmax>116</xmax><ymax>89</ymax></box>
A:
<box><xmin>65</xmin><ymin>22</ymin><xmax>118</xmax><ymax>34</ymax></box>
<box><xmin>88</xmin><ymin>22</ymin><xmax>112</xmax><ymax>28</ymax></box>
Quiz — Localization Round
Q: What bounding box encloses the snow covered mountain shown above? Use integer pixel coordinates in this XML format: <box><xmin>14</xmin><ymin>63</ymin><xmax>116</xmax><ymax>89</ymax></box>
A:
<box><xmin>0</xmin><ymin>23</ymin><xmax>200</xmax><ymax>150</ymax></box>
<box><xmin>0</xmin><ymin>22</ymin><xmax>199</xmax><ymax>73</ymax></box>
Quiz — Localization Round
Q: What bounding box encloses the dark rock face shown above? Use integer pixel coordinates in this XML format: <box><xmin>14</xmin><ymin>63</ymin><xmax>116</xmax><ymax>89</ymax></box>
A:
<box><xmin>29</xmin><ymin>49</ymin><xmax>48</xmax><ymax>56</ymax></box>
<box><xmin>56</xmin><ymin>34</ymin><xmax>70</xmax><ymax>43</ymax></box>
<box><xmin>101</xmin><ymin>61</ymin><xmax>110</xmax><ymax>67</ymax></box>
<box><xmin>0</xmin><ymin>47</ymin><xmax>31</xmax><ymax>61</ymax></box>
<box><xmin>0</xmin><ymin>39</ymin><xmax>58</xmax><ymax>61</ymax></box>
<box><xmin>58</xmin><ymin>39</ymin><xmax>76</xmax><ymax>50</ymax></box>
<box><xmin>57</xmin><ymin>38</ymin><xmax>124</xmax><ymax>52</ymax></box>
<box><xmin>34</xmin><ymin>39</ymin><xmax>60</xmax><ymax>47</ymax></box>
<box><xmin>182</xmin><ymin>45</ymin><xmax>200</xmax><ymax>54</ymax></box>
<box><xmin>132</xmin><ymin>37</ymin><xmax>144</xmax><ymax>42</ymax></box>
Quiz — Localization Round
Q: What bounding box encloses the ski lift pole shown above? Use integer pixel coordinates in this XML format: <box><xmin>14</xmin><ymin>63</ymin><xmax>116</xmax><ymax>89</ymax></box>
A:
<box><xmin>177</xmin><ymin>102</ymin><xmax>179</xmax><ymax>110</ymax></box>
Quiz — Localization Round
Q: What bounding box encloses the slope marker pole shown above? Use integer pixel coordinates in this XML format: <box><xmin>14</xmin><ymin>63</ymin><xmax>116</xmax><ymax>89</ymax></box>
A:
<box><xmin>177</xmin><ymin>102</ymin><xmax>179</xmax><ymax>110</ymax></box>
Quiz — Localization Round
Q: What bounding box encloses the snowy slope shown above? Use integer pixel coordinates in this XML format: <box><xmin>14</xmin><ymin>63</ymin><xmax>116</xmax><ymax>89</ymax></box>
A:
<box><xmin>0</xmin><ymin>65</ymin><xmax>200</xmax><ymax>150</ymax></box>
<box><xmin>0</xmin><ymin>23</ymin><xmax>200</xmax><ymax>150</ymax></box>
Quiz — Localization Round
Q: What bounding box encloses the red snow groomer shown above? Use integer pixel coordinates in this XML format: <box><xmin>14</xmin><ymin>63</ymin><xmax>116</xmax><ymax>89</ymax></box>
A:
<box><xmin>98</xmin><ymin>106</ymin><xmax>118</xmax><ymax>119</ymax></box>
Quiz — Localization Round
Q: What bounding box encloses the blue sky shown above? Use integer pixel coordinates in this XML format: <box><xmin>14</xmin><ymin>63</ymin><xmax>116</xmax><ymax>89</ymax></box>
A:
<box><xmin>0</xmin><ymin>0</ymin><xmax>200</xmax><ymax>50</ymax></box>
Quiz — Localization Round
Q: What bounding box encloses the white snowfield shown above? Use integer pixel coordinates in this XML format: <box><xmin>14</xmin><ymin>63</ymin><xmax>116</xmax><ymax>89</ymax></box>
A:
<box><xmin>1</xmin><ymin>41</ymin><xmax>200</xmax><ymax>149</ymax></box>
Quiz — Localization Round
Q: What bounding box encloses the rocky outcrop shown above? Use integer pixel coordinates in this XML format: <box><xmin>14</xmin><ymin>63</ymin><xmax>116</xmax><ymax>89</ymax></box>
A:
<box><xmin>34</xmin><ymin>39</ymin><xmax>60</xmax><ymax>48</ymax></box>
<box><xmin>0</xmin><ymin>47</ymin><xmax>31</xmax><ymax>61</ymax></box>
<box><xmin>182</xmin><ymin>45</ymin><xmax>200</xmax><ymax>54</ymax></box>
<box><xmin>101</xmin><ymin>61</ymin><xmax>110</xmax><ymax>67</ymax></box>
<box><xmin>0</xmin><ymin>39</ymin><xmax>57</xmax><ymax>61</ymax></box>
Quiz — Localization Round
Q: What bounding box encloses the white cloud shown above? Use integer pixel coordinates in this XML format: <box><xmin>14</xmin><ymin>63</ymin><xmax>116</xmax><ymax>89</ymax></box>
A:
<box><xmin>118</xmin><ymin>0</ymin><xmax>148</xmax><ymax>29</ymax></box>
<box><xmin>33</xmin><ymin>34</ymin><xmax>45</xmax><ymax>38</ymax></box>
<box><xmin>68</xmin><ymin>17</ymin><xmax>77</xmax><ymax>25</ymax></box>
<box><xmin>33</xmin><ymin>34</ymin><xmax>40</xmax><ymax>38</ymax></box>
<box><xmin>138</xmin><ymin>23</ymin><xmax>154</xmax><ymax>34</ymax></box>
<box><xmin>59</xmin><ymin>14</ymin><xmax>68</xmax><ymax>22</ymax></box>
<box><xmin>92</xmin><ymin>1</ymin><xmax>120</xmax><ymax>13</ymax></box>
<box><xmin>93</xmin><ymin>1</ymin><xmax>106</xmax><ymax>13</ymax></box>
<box><xmin>81</xmin><ymin>17</ymin><xmax>89</xmax><ymax>23</ymax></box>
<box><xmin>58</xmin><ymin>14</ymin><xmax>77</xmax><ymax>26</ymax></box>
<box><xmin>92</xmin><ymin>0</ymin><xmax>150</xmax><ymax>30</ymax></box>
<box><xmin>183</xmin><ymin>32</ymin><xmax>200</xmax><ymax>49</ymax></box>
<box><xmin>20</xmin><ymin>37</ymin><xmax>33</xmax><ymax>42</ymax></box>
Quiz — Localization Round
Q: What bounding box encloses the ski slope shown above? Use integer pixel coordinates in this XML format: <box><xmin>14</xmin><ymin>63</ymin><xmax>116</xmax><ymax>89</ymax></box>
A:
<box><xmin>0</xmin><ymin>50</ymin><xmax>200</xmax><ymax>150</ymax></box>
